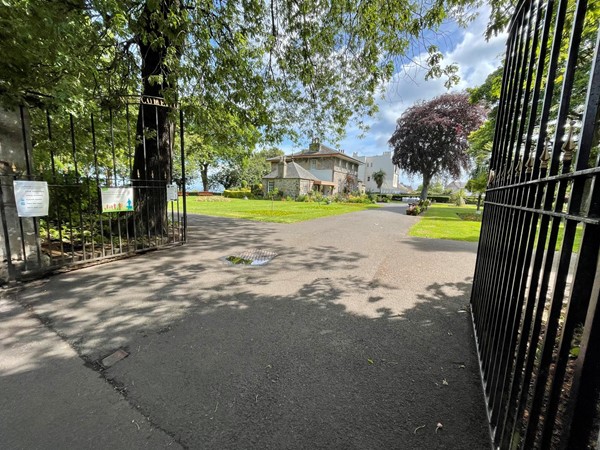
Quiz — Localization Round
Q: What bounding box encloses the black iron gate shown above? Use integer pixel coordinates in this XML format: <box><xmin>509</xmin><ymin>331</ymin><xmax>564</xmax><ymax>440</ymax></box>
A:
<box><xmin>471</xmin><ymin>0</ymin><xmax>600</xmax><ymax>448</ymax></box>
<box><xmin>0</xmin><ymin>96</ymin><xmax>187</xmax><ymax>283</ymax></box>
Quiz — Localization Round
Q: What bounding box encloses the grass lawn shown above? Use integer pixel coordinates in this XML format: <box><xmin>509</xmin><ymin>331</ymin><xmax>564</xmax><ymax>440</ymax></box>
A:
<box><xmin>409</xmin><ymin>204</ymin><xmax>482</xmax><ymax>242</ymax></box>
<box><xmin>409</xmin><ymin>203</ymin><xmax>583</xmax><ymax>252</ymax></box>
<box><xmin>180</xmin><ymin>197</ymin><xmax>379</xmax><ymax>223</ymax></box>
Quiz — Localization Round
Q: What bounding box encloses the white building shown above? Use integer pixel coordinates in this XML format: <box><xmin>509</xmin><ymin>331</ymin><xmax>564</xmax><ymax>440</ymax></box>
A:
<box><xmin>352</xmin><ymin>151</ymin><xmax>411</xmax><ymax>194</ymax></box>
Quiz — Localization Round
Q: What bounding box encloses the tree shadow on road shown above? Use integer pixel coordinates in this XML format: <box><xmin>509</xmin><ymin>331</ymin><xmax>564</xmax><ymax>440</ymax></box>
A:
<box><xmin>3</xmin><ymin>252</ymin><xmax>489</xmax><ymax>449</ymax></box>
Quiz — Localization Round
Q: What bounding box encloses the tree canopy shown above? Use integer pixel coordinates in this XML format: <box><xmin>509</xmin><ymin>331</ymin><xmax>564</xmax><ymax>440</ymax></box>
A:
<box><xmin>1</xmin><ymin>0</ymin><xmax>497</xmax><ymax>142</ymax></box>
<box><xmin>0</xmin><ymin>0</ymin><xmax>512</xmax><ymax>232</ymax></box>
<box><xmin>389</xmin><ymin>92</ymin><xmax>485</xmax><ymax>200</ymax></box>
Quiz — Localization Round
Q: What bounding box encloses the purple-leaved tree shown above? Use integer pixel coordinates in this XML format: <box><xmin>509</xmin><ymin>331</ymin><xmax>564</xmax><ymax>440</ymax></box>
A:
<box><xmin>389</xmin><ymin>92</ymin><xmax>486</xmax><ymax>200</ymax></box>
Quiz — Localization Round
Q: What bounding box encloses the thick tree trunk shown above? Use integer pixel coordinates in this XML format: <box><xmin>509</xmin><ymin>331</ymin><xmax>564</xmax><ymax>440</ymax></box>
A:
<box><xmin>131</xmin><ymin>0</ymin><xmax>179</xmax><ymax>236</ymax></box>
<box><xmin>201</xmin><ymin>163</ymin><xmax>209</xmax><ymax>192</ymax></box>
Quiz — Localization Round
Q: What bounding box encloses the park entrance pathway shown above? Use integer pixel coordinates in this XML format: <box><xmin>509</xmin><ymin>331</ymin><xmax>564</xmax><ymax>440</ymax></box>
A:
<box><xmin>1</xmin><ymin>203</ymin><xmax>490</xmax><ymax>449</ymax></box>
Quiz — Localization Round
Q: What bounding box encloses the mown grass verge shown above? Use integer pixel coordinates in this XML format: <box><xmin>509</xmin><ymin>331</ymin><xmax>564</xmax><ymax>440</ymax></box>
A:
<box><xmin>408</xmin><ymin>204</ymin><xmax>482</xmax><ymax>242</ymax></box>
<box><xmin>180</xmin><ymin>197</ymin><xmax>379</xmax><ymax>223</ymax></box>
<box><xmin>409</xmin><ymin>203</ymin><xmax>583</xmax><ymax>252</ymax></box>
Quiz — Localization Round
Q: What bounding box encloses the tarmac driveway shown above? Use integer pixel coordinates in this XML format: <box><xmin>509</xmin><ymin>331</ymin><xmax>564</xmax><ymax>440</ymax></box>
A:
<box><xmin>1</xmin><ymin>203</ymin><xmax>490</xmax><ymax>449</ymax></box>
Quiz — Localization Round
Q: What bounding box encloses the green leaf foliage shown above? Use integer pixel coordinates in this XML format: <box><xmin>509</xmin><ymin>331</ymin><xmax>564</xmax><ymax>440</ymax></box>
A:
<box><xmin>2</xmin><ymin>0</ymin><xmax>494</xmax><ymax>144</ymax></box>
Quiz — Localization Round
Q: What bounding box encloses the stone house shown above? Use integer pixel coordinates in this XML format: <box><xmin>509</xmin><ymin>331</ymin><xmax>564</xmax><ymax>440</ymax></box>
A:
<box><xmin>265</xmin><ymin>139</ymin><xmax>363</xmax><ymax>196</ymax></box>
<box><xmin>263</xmin><ymin>157</ymin><xmax>325</xmax><ymax>197</ymax></box>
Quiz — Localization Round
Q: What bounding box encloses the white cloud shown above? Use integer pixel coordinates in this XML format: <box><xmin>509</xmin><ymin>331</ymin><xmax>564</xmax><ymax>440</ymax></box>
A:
<box><xmin>339</xmin><ymin>6</ymin><xmax>508</xmax><ymax>160</ymax></box>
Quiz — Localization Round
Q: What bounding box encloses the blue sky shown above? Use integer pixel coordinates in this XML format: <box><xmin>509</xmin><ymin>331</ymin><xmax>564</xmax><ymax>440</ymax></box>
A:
<box><xmin>278</xmin><ymin>7</ymin><xmax>508</xmax><ymax>185</ymax></box>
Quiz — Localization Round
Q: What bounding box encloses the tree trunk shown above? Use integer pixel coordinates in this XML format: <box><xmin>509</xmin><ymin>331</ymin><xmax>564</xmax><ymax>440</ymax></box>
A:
<box><xmin>421</xmin><ymin>174</ymin><xmax>432</xmax><ymax>201</ymax></box>
<box><xmin>477</xmin><ymin>193</ymin><xmax>482</xmax><ymax>211</ymax></box>
<box><xmin>131</xmin><ymin>0</ymin><xmax>180</xmax><ymax>236</ymax></box>
<box><xmin>201</xmin><ymin>163</ymin><xmax>209</xmax><ymax>192</ymax></box>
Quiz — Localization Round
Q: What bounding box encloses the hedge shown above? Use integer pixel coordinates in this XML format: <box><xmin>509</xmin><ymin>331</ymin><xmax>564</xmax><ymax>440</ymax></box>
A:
<box><xmin>223</xmin><ymin>188</ymin><xmax>252</xmax><ymax>199</ymax></box>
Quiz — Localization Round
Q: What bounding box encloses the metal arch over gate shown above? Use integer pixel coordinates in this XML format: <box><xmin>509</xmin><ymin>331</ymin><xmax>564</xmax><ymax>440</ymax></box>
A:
<box><xmin>0</xmin><ymin>96</ymin><xmax>187</xmax><ymax>283</ymax></box>
<box><xmin>471</xmin><ymin>0</ymin><xmax>600</xmax><ymax>448</ymax></box>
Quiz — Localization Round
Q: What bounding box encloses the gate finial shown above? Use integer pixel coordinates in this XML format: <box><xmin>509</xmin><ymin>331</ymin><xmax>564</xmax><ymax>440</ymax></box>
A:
<box><xmin>561</xmin><ymin>120</ymin><xmax>577</xmax><ymax>162</ymax></box>
<box><xmin>540</xmin><ymin>138</ymin><xmax>551</xmax><ymax>169</ymax></box>
<box><xmin>525</xmin><ymin>153</ymin><xmax>535</xmax><ymax>174</ymax></box>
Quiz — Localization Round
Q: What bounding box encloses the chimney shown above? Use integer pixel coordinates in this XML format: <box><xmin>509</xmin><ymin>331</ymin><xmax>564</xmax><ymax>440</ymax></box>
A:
<box><xmin>277</xmin><ymin>156</ymin><xmax>287</xmax><ymax>178</ymax></box>
<box><xmin>309</xmin><ymin>137</ymin><xmax>321</xmax><ymax>153</ymax></box>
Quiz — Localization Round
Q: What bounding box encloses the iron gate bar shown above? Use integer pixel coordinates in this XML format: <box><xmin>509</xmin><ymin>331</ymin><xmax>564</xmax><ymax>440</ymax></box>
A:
<box><xmin>522</xmin><ymin>0</ymin><xmax>588</xmax><ymax>443</ymax></box>
<box><xmin>471</xmin><ymin>0</ymin><xmax>600</xmax><ymax>447</ymax></box>
<box><xmin>91</xmin><ymin>113</ymin><xmax>106</xmax><ymax>259</ymax></box>
<box><xmin>488</xmin><ymin>165</ymin><xmax>600</xmax><ymax>189</ymax></box>
<box><xmin>109</xmin><ymin>108</ymin><xmax>124</xmax><ymax>256</ymax></box>
<box><xmin>69</xmin><ymin>113</ymin><xmax>87</xmax><ymax>261</ymax></box>
<box><xmin>486</xmin><ymin>5</ymin><xmax>540</xmax><ymax>422</ymax></box>
<box><xmin>46</xmin><ymin>109</ymin><xmax>66</xmax><ymax>260</ymax></box>
<box><xmin>0</xmin><ymin>95</ymin><xmax>187</xmax><ymax>284</ymax></box>
<box><xmin>484</xmin><ymin>201</ymin><xmax>600</xmax><ymax>225</ymax></box>
<box><xmin>538</xmin><ymin>9</ymin><xmax>600</xmax><ymax>445</ymax></box>
<box><xmin>0</xmin><ymin>181</ymin><xmax>16</xmax><ymax>280</ymax></box>
<box><xmin>180</xmin><ymin>109</ymin><xmax>187</xmax><ymax>243</ymax></box>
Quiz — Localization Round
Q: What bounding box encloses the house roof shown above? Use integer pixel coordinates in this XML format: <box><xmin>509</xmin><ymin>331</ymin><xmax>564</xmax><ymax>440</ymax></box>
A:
<box><xmin>267</xmin><ymin>142</ymin><xmax>364</xmax><ymax>165</ymax></box>
<box><xmin>396</xmin><ymin>183</ymin><xmax>412</xmax><ymax>193</ymax></box>
<box><xmin>263</xmin><ymin>160</ymin><xmax>321</xmax><ymax>181</ymax></box>
<box><xmin>445</xmin><ymin>180</ymin><xmax>467</xmax><ymax>192</ymax></box>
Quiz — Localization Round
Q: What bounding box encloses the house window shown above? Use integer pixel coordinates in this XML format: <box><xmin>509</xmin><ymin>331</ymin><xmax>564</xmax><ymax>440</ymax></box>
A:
<box><xmin>267</xmin><ymin>181</ymin><xmax>274</xmax><ymax>192</ymax></box>
<box><xmin>367</xmin><ymin>176</ymin><xmax>370</xmax><ymax>181</ymax></box>
<box><xmin>311</xmin><ymin>159</ymin><xmax>316</xmax><ymax>169</ymax></box>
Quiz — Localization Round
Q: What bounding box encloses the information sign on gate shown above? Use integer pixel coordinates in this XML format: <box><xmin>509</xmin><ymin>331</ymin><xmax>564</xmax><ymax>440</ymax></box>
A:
<box><xmin>101</xmin><ymin>187</ymin><xmax>134</xmax><ymax>213</ymax></box>
<box><xmin>166</xmin><ymin>183</ymin><xmax>178</xmax><ymax>201</ymax></box>
<box><xmin>13</xmin><ymin>180</ymin><xmax>49</xmax><ymax>217</ymax></box>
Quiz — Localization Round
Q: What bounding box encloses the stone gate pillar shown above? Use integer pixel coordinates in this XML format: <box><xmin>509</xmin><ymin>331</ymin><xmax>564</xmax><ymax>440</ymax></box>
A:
<box><xmin>0</xmin><ymin>106</ymin><xmax>38</xmax><ymax>282</ymax></box>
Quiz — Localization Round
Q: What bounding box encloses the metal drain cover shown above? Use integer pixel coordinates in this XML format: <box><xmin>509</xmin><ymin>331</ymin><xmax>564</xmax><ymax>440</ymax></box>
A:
<box><xmin>224</xmin><ymin>249</ymin><xmax>277</xmax><ymax>266</ymax></box>
<box><xmin>101</xmin><ymin>349</ymin><xmax>129</xmax><ymax>368</ymax></box>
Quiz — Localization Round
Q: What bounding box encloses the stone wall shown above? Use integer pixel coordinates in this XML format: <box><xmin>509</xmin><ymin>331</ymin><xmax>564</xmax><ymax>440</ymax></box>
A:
<box><xmin>263</xmin><ymin>178</ymin><xmax>316</xmax><ymax>198</ymax></box>
<box><xmin>299</xmin><ymin>179</ymin><xmax>312</xmax><ymax>195</ymax></box>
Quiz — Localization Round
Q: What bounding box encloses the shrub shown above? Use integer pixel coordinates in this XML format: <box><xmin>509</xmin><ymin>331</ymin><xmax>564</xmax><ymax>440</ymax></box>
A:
<box><xmin>311</xmin><ymin>191</ymin><xmax>325</xmax><ymax>202</ymax></box>
<box><xmin>427</xmin><ymin>195</ymin><xmax>450</xmax><ymax>203</ymax></box>
<box><xmin>223</xmin><ymin>188</ymin><xmax>252</xmax><ymax>199</ymax></box>
<box><xmin>337</xmin><ymin>193</ymin><xmax>376</xmax><ymax>204</ymax></box>
<box><xmin>406</xmin><ymin>205</ymin><xmax>421</xmax><ymax>215</ymax></box>
<box><xmin>196</xmin><ymin>196</ymin><xmax>231</xmax><ymax>202</ymax></box>
<box><xmin>465</xmin><ymin>195</ymin><xmax>481</xmax><ymax>205</ymax></box>
<box><xmin>450</xmin><ymin>189</ymin><xmax>467</xmax><ymax>206</ymax></box>
<box><xmin>250</xmin><ymin>183</ymin><xmax>263</xmax><ymax>197</ymax></box>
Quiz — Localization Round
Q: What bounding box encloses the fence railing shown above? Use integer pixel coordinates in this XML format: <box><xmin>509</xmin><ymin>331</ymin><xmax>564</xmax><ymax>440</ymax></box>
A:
<box><xmin>470</xmin><ymin>0</ymin><xmax>600</xmax><ymax>448</ymax></box>
<box><xmin>0</xmin><ymin>97</ymin><xmax>187</xmax><ymax>284</ymax></box>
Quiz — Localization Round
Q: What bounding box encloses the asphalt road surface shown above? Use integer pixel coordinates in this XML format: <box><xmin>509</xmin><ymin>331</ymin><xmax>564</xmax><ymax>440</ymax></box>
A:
<box><xmin>1</xmin><ymin>203</ymin><xmax>490</xmax><ymax>449</ymax></box>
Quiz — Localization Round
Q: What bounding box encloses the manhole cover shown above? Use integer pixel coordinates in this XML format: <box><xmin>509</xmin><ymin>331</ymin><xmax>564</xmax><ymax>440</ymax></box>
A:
<box><xmin>224</xmin><ymin>249</ymin><xmax>277</xmax><ymax>266</ymax></box>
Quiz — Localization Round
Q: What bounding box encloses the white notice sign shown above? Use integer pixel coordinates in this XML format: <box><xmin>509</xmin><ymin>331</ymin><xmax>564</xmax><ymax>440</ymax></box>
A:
<box><xmin>101</xmin><ymin>187</ymin><xmax>134</xmax><ymax>213</ymax></box>
<box><xmin>166</xmin><ymin>183</ymin><xmax>178</xmax><ymax>201</ymax></box>
<box><xmin>13</xmin><ymin>180</ymin><xmax>49</xmax><ymax>217</ymax></box>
